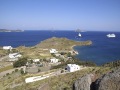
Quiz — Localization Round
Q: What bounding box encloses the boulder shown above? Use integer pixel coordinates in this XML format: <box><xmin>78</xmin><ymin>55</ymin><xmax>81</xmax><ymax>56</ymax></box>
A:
<box><xmin>95</xmin><ymin>68</ymin><xmax>120</xmax><ymax>90</ymax></box>
<box><xmin>73</xmin><ymin>68</ymin><xmax>120</xmax><ymax>90</ymax></box>
<box><xmin>73</xmin><ymin>74</ymin><xmax>94</xmax><ymax>90</ymax></box>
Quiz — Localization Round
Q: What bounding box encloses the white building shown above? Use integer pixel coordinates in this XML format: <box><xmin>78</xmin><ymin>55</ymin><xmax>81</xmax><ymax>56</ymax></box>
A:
<box><xmin>9</xmin><ymin>53</ymin><xmax>22</xmax><ymax>59</ymax></box>
<box><xmin>50</xmin><ymin>49</ymin><xmax>58</xmax><ymax>54</ymax></box>
<box><xmin>25</xmin><ymin>74</ymin><xmax>50</xmax><ymax>83</ymax></box>
<box><xmin>50</xmin><ymin>58</ymin><xmax>58</xmax><ymax>63</ymax></box>
<box><xmin>3</xmin><ymin>46</ymin><xmax>13</xmax><ymax>50</ymax></box>
<box><xmin>33</xmin><ymin>59</ymin><xmax>40</xmax><ymax>62</ymax></box>
<box><xmin>66</xmin><ymin>64</ymin><xmax>80</xmax><ymax>72</ymax></box>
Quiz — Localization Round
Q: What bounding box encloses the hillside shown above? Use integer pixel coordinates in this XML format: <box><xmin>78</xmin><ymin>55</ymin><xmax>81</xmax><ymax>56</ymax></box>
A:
<box><xmin>0</xmin><ymin>54</ymin><xmax>119</xmax><ymax>90</ymax></box>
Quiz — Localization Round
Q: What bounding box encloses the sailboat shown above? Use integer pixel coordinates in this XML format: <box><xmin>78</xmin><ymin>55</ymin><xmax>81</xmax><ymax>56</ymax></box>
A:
<box><xmin>78</xmin><ymin>33</ymin><xmax>82</xmax><ymax>37</ymax></box>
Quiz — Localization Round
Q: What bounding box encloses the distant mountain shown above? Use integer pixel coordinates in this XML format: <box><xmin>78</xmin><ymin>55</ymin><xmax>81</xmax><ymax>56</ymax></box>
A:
<box><xmin>0</xmin><ymin>29</ymin><xmax>24</xmax><ymax>32</ymax></box>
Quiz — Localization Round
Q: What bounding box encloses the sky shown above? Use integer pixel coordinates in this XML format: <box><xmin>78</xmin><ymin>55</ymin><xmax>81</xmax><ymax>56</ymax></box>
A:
<box><xmin>0</xmin><ymin>0</ymin><xmax>120</xmax><ymax>31</ymax></box>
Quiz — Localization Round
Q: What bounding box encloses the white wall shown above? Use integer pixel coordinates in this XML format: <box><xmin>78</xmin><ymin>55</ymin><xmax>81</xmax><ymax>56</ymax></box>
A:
<box><xmin>25</xmin><ymin>75</ymin><xmax>49</xmax><ymax>83</ymax></box>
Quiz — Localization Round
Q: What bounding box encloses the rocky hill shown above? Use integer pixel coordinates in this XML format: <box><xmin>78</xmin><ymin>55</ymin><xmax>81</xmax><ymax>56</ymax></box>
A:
<box><xmin>95</xmin><ymin>68</ymin><xmax>120</xmax><ymax>90</ymax></box>
<box><xmin>73</xmin><ymin>68</ymin><xmax>120</xmax><ymax>90</ymax></box>
<box><xmin>73</xmin><ymin>74</ymin><xmax>94</xmax><ymax>90</ymax></box>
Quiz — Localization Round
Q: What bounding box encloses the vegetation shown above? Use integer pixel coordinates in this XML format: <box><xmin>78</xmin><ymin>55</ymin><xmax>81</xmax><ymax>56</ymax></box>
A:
<box><xmin>13</xmin><ymin>57</ymin><xmax>28</xmax><ymax>67</ymax></box>
<box><xmin>102</xmin><ymin>60</ymin><xmax>120</xmax><ymax>68</ymax></box>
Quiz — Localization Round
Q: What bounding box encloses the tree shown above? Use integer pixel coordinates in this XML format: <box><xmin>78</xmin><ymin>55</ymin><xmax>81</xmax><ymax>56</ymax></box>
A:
<box><xmin>38</xmin><ymin>69</ymin><xmax>41</xmax><ymax>72</ymax></box>
<box><xmin>13</xmin><ymin>57</ymin><xmax>28</xmax><ymax>67</ymax></box>
<box><xmin>20</xmin><ymin>68</ymin><xmax>24</xmax><ymax>74</ymax></box>
<box><xmin>15</xmin><ymin>69</ymin><xmax>18</xmax><ymax>72</ymax></box>
<box><xmin>60</xmin><ymin>52</ymin><xmax>66</xmax><ymax>55</ymax></box>
<box><xmin>67</xmin><ymin>52</ymin><xmax>71</xmax><ymax>57</ymax></box>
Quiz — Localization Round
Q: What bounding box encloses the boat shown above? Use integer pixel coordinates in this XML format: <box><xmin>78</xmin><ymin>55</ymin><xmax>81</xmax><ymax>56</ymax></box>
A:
<box><xmin>106</xmin><ymin>33</ymin><xmax>116</xmax><ymax>38</ymax></box>
<box><xmin>78</xmin><ymin>33</ymin><xmax>82</xmax><ymax>37</ymax></box>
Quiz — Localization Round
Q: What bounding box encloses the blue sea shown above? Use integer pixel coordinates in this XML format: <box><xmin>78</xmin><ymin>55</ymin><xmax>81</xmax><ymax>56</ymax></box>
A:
<box><xmin>0</xmin><ymin>30</ymin><xmax>120</xmax><ymax>65</ymax></box>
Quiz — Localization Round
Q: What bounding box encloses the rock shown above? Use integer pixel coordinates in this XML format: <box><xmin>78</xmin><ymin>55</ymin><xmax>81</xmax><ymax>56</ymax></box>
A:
<box><xmin>73</xmin><ymin>74</ymin><xmax>94</xmax><ymax>90</ymax></box>
<box><xmin>95</xmin><ymin>68</ymin><xmax>120</xmax><ymax>90</ymax></box>
<box><xmin>73</xmin><ymin>68</ymin><xmax>120</xmax><ymax>90</ymax></box>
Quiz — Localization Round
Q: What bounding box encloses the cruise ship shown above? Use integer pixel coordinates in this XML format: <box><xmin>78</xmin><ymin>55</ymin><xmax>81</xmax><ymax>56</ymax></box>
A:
<box><xmin>106</xmin><ymin>33</ymin><xmax>116</xmax><ymax>38</ymax></box>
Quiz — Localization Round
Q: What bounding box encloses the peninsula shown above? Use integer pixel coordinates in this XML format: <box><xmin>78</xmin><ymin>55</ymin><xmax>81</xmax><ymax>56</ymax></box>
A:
<box><xmin>16</xmin><ymin>37</ymin><xmax>92</xmax><ymax>58</ymax></box>
<box><xmin>0</xmin><ymin>29</ymin><xmax>24</xmax><ymax>32</ymax></box>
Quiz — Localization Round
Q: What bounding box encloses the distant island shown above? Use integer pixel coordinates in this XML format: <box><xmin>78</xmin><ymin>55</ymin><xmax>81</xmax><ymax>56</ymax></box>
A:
<box><xmin>0</xmin><ymin>29</ymin><xmax>24</xmax><ymax>32</ymax></box>
<box><xmin>75</xmin><ymin>29</ymin><xmax>86</xmax><ymax>32</ymax></box>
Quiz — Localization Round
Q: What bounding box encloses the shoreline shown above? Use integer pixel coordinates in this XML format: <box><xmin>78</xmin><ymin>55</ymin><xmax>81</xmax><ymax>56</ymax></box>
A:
<box><xmin>71</xmin><ymin>45</ymin><xmax>79</xmax><ymax>55</ymax></box>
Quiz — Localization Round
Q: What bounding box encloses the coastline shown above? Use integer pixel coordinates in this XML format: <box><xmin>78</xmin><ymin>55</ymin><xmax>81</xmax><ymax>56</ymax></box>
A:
<box><xmin>71</xmin><ymin>45</ymin><xmax>79</xmax><ymax>55</ymax></box>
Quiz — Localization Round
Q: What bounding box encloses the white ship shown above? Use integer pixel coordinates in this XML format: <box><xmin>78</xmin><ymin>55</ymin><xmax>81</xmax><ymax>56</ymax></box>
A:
<box><xmin>106</xmin><ymin>33</ymin><xmax>116</xmax><ymax>38</ymax></box>
<box><xmin>78</xmin><ymin>33</ymin><xmax>82</xmax><ymax>37</ymax></box>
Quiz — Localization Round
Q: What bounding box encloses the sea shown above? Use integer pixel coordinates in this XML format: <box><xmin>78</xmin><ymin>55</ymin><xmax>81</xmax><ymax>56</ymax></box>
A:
<box><xmin>0</xmin><ymin>30</ymin><xmax>120</xmax><ymax>65</ymax></box>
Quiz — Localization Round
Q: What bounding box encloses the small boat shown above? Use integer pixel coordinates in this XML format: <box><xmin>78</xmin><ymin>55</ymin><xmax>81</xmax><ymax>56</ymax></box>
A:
<box><xmin>106</xmin><ymin>33</ymin><xmax>116</xmax><ymax>38</ymax></box>
<box><xmin>78</xmin><ymin>33</ymin><xmax>82</xmax><ymax>37</ymax></box>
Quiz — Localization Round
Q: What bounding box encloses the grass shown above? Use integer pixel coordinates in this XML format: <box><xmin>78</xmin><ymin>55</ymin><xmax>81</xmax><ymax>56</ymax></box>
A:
<box><xmin>0</xmin><ymin>65</ymin><xmax>13</xmax><ymax>73</ymax></box>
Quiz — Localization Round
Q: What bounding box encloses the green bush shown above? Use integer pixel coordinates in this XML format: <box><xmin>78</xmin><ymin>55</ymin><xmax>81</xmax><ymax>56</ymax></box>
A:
<box><xmin>38</xmin><ymin>69</ymin><xmax>41</xmax><ymax>72</ymax></box>
<box><xmin>20</xmin><ymin>68</ymin><xmax>26</xmax><ymax>75</ymax></box>
<box><xmin>102</xmin><ymin>60</ymin><xmax>120</xmax><ymax>68</ymax></box>
<box><xmin>61</xmin><ymin>70</ymin><xmax>64</xmax><ymax>73</ymax></box>
<box><xmin>6</xmin><ymin>73</ymin><xmax>9</xmax><ymax>76</ymax></box>
<box><xmin>15</xmin><ymin>69</ymin><xmax>18</xmax><ymax>72</ymax></box>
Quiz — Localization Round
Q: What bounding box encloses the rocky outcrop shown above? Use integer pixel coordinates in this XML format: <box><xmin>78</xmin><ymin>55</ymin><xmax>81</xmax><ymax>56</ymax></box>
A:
<box><xmin>73</xmin><ymin>74</ymin><xmax>94</xmax><ymax>90</ymax></box>
<box><xmin>95</xmin><ymin>68</ymin><xmax>120</xmax><ymax>90</ymax></box>
<box><xmin>73</xmin><ymin>68</ymin><xmax>120</xmax><ymax>90</ymax></box>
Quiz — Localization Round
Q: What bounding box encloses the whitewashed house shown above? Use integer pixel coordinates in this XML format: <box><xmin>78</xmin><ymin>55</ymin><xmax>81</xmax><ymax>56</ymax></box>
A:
<box><xmin>3</xmin><ymin>46</ymin><xmax>13</xmax><ymax>50</ymax></box>
<box><xmin>50</xmin><ymin>49</ymin><xmax>58</xmax><ymax>54</ymax></box>
<box><xmin>66</xmin><ymin>64</ymin><xmax>80</xmax><ymax>72</ymax></box>
<box><xmin>33</xmin><ymin>59</ymin><xmax>40</xmax><ymax>62</ymax></box>
<box><xmin>50</xmin><ymin>58</ymin><xmax>58</xmax><ymax>63</ymax></box>
<box><xmin>9</xmin><ymin>53</ymin><xmax>22</xmax><ymax>59</ymax></box>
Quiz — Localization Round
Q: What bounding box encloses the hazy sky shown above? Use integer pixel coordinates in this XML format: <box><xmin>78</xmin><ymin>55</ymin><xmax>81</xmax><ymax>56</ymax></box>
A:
<box><xmin>0</xmin><ymin>0</ymin><xmax>120</xmax><ymax>31</ymax></box>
